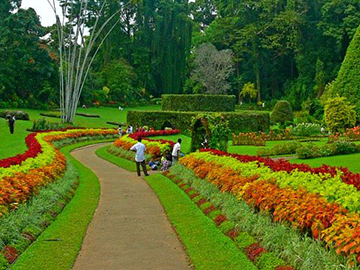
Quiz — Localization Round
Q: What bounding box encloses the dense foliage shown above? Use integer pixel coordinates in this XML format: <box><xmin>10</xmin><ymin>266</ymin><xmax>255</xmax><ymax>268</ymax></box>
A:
<box><xmin>332</xmin><ymin>24</ymin><xmax>360</xmax><ymax>114</ymax></box>
<box><xmin>162</xmin><ymin>94</ymin><xmax>236</xmax><ymax>112</ymax></box>
<box><xmin>270</xmin><ymin>100</ymin><xmax>293</xmax><ymax>124</ymax></box>
<box><xmin>1</xmin><ymin>0</ymin><xmax>360</xmax><ymax>110</ymax></box>
<box><xmin>127</xmin><ymin>110</ymin><xmax>270</xmax><ymax>134</ymax></box>
<box><xmin>324</xmin><ymin>96</ymin><xmax>356</xmax><ymax>132</ymax></box>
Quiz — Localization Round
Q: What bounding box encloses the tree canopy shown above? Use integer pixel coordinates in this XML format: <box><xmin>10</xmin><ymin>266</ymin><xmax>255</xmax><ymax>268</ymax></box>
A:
<box><xmin>0</xmin><ymin>0</ymin><xmax>360</xmax><ymax>111</ymax></box>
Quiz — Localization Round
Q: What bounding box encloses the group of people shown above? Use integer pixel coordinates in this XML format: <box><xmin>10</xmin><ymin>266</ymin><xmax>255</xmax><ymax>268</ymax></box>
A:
<box><xmin>130</xmin><ymin>137</ymin><xmax>182</xmax><ymax>177</ymax></box>
<box><xmin>118</xmin><ymin>124</ymin><xmax>154</xmax><ymax>138</ymax></box>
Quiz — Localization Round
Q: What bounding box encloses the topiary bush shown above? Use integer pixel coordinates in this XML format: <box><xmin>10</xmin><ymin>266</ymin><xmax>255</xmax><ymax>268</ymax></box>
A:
<box><xmin>0</xmin><ymin>110</ymin><xmax>29</xmax><ymax>120</ymax></box>
<box><xmin>324</xmin><ymin>96</ymin><xmax>356</xmax><ymax>133</ymax></box>
<box><xmin>332</xmin><ymin>25</ymin><xmax>360</xmax><ymax>116</ymax></box>
<box><xmin>162</xmin><ymin>94</ymin><xmax>236</xmax><ymax>112</ymax></box>
<box><xmin>270</xmin><ymin>100</ymin><xmax>293</xmax><ymax>124</ymax></box>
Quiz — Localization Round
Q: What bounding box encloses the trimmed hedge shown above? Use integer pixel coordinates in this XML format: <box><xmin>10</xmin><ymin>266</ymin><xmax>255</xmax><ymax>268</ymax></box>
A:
<box><xmin>127</xmin><ymin>110</ymin><xmax>270</xmax><ymax>133</ymax></box>
<box><xmin>162</xmin><ymin>94</ymin><xmax>236</xmax><ymax>112</ymax></box>
<box><xmin>0</xmin><ymin>110</ymin><xmax>29</xmax><ymax>120</ymax></box>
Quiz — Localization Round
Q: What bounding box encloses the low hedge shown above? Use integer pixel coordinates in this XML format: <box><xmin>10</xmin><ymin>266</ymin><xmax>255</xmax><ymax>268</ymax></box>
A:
<box><xmin>162</xmin><ymin>94</ymin><xmax>236</xmax><ymax>112</ymax></box>
<box><xmin>127</xmin><ymin>110</ymin><xmax>270</xmax><ymax>133</ymax></box>
<box><xmin>0</xmin><ymin>110</ymin><xmax>29</xmax><ymax>120</ymax></box>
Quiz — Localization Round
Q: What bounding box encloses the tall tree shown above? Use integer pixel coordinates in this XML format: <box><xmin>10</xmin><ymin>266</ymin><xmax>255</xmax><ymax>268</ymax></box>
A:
<box><xmin>192</xmin><ymin>43</ymin><xmax>234</xmax><ymax>94</ymax></box>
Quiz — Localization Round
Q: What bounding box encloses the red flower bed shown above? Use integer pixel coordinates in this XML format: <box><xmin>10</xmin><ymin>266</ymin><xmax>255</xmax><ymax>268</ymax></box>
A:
<box><xmin>0</xmin><ymin>133</ymin><xmax>42</xmax><ymax>168</ymax></box>
<box><xmin>128</xmin><ymin>129</ymin><xmax>180</xmax><ymax>148</ymax></box>
<box><xmin>201</xmin><ymin>149</ymin><xmax>360</xmax><ymax>190</ymax></box>
<box><xmin>129</xmin><ymin>129</ymin><xmax>179</xmax><ymax>139</ymax></box>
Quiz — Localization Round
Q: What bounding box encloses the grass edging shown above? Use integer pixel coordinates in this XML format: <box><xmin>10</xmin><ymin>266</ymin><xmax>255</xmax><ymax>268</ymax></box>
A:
<box><xmin>10</xmin><ymin>140</ymin><xmax>109</xmax><ymax>270</ymax></box>
<box><xmin>146</xmin><ymin>173</ymin><xmax>256</xmax><ymax>270</ymax></box>
<box><xmin>95</xmin><ymin>145</ymin><xmax>137</xmax><ymax>172</ymax></box>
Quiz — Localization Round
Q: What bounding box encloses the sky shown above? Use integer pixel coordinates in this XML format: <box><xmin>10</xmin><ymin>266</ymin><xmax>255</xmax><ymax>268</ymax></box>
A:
<box><xmin>21</xmin><ymin>0</ymin><xmax>61</xmax><ymax>26</ymax></box>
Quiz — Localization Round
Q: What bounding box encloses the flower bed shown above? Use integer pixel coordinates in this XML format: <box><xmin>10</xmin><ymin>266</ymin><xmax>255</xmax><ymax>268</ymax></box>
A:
<box><xmin>232</xmin><ymin>130</ymin><xmax>293</xmax><ymax>146</ymax></box>
<box><xmin>0</xmin><ymin>129</ymin><xmax>117</xmax><ymax>217</ymax></box>
<box><xmin>114</xmin><ymin>130</ymin><xmax>180</xmax><ymax>157</ymax></box>
<box><xmin>202</xmin><ymin>148</ymin><xmax>360</xmax><ymax>191</ymax></box>
<box><xmin>0</xmin><ymin>133</ymin><xmax>42</xmax><ymax>168</ymax></box>
<box><xmin>180</xmin><ymin>150</ymin><xmax>360</xmax><ymax>263</ymax></box>
<box><xmin>163</xmin><ymin>171</ymin><xmax>294</xmax><ymax>270</ymax></box>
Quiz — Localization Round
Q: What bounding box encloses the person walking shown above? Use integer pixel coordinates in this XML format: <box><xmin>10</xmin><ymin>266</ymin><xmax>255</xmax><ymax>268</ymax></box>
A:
<box><xmin>130</xmin><ymin>137</ymin><xmax>149</xmax><ymax>177</ymax></box>
<box><xmin>172</xmin><ymin>138</ymin><xmax>182</xmax><ymax>163</ymax></box>
<box><xmin>7</xmin><ymin>115</ymin><xmax>16</xmax><ymax>134</ymax></box>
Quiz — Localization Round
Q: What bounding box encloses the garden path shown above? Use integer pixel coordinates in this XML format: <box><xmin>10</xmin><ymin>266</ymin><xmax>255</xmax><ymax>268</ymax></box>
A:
<box><xmin>71</xmin><ymin>143</ymin><xmax>190</xmax><ymax>270</ymax></box>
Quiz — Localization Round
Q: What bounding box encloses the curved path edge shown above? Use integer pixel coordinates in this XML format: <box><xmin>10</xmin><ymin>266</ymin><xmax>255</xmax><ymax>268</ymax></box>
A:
<box><xmin>71</xmin><ymin>143</ymin><xmax>190</xmax><ymax>270</ymax></box>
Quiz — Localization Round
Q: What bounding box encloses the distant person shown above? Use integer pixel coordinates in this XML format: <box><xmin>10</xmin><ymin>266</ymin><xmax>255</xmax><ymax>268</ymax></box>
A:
<box><xmin>172</xmin><ymin>138</ymin><xmax>182</xmax><ymax>163</ymax></box>
<box><xmin>118</xmin><ymin>125</ymin><xmax>122</xmax><ymax>138</ymax></box>
<box><xmin>130</xmin><ymin>137</ymin><xmax>149</xmax><ymax>177</ymax></box>
<box><xmin>127</xmin><ymin>124</ymin><xmax>133</xmax><ymax>134</ymax></box>
<box><xmin>7</xmin><ymin>115</ymin><xmax>16</xmax><ymax>134</ymax></box>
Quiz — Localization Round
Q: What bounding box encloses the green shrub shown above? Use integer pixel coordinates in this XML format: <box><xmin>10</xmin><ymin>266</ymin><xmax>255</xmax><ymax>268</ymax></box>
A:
<box><xmin>0</xmin><ymin>254</ymin><xmax>9</xmax><ymax>270</ymax></box>
<box><xmin>296</xmin><ymin>143</ymin><xmax>320</xmax><ymax>159</ymax></box>
<box><xmin>127</xmin><ymin>110</ymin><xmax>270</xmax><ymax>134</ymax></box>
<box><xmin>0</xmin><ymin>110</ymin><xmax>29</xmax><ymax>120</ymax></box>
<box><xmin>332</xmin><ymin>25</ymin><xmax>360</xmax><ymax>114</ymax></box>
<box><xmin>333</xmin><ymin>140</ymin><xmax>358</xmax><ymax>155</ymax></box>
<box><xmin>218</xmin><ymin>220</ymin><xmax>235</xmax><ymax>233</ymax></box>
<box><xmin>291</xmin><ymin>123</ymin><xmax>322</xmax><ymax>137</ymax></box>
<box><xmin>234</xmin><ymin>232</ymin><xmax>257</xmax><ymax>250</ymax></box>
<box><xmin>324</xmin><ymin>96</ymin><xmax>356</xmax><ymax>133</ymax></box>
<box><xmin>270</xmin><ymin>100</ymin><xmax>293</xmax><ymax>124</ymax></box>
<box><xmin>39</xmin><ymin>111</ymin><xmax>61</xmax><ymax>118</ymax></box>
<box><xmin>32</xmin><ymin>118</ymin><xmax>75</xmax><ymax>131</ymax></box>
<box><xmin>256</xmin><ymin>252</ymin><xmax>285</xmax><ymax>270</ymax></box>
<box><xmin>257</xmin><ymin>141</ymin><xmax>299</xmax><ymax>157</ymax></box>
<box><xmin>161</xmin><ymin>94</ymin><xmax>236</xmax><ymax>112</ymax></box>
<box><xmin>296</xmin><ymin>141</ymin><xmax>358</xmax><ymax>159</ymax></box>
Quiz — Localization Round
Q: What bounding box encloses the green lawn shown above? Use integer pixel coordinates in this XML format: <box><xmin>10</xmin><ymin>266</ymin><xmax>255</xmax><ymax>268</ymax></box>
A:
<box><xmin>291</xmin><ymin>153</ymin><xmax>360</xmax><ymax>173</ymax></box>
<box><xmin>0</xmin><ymin>105</ymin><xmax>160</xmax><ymax>159</ymax></box>
<box><xmin>95</xmin><ymin>145</ymin><xmax>137</xmax><ymax>172</ymax></box>
<box><xmin>146</xmin><ymin>173</ymin><xmax>256</xmax><ymax>270</ymax></box>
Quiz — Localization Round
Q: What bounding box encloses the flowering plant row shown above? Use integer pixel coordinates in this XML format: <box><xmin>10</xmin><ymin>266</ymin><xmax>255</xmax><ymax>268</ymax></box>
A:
<box><xmin>0</xmin><ymin>129</ymin><xmax>117</xmax><ymax>217</ymax></box>
<box><xmin>163</xmin><ymin>171</ymin><xmax>294</xmax><ymax>270</ymax></box>
<box><xmin>201</xmin><ymin>148</ymin><xmax>360</xmax><ymax>191</ymax></box>
<box><xmin>0</xmin><ymin>133</ymin><xmax>42</xmax><ymax>168</ymax></box>
<box><xmin>114</xmin><ymin>130</ymin><xmax>180</xmax><ymax>157</ymax></box>
<box><xmin>193</xmin><ymin>152</ymin><xmax>360</xmax><ymax>212</ymax></box>
<box><xmin>0</xmin><ymin>129</ymin><xmax>116</xmax><ymax>180</ymax></box>
<box><xmin>180</xmin><ymin>152</ymin><xmax>360</xmax><ymax>262</ymax></box>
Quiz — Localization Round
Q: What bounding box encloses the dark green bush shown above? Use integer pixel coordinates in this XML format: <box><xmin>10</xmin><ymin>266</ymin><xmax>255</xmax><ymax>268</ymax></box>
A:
<box><xmin>296</xmin><ymin>141</ymin><xmax>358</xmax><ymax>159</ymax></box>
<box><xmin>127</xmin><ymin>110</ymin><xmax>270</xmax><ymax>134</ymax></box>
<box><xmin>332</xmin><ymin>25</ymin><xmax>360</xmax><ymax>111</ymax></box>
<box><xmin>257</xmin><ymin>141</ymin><xmax>299</xmax><ymax>157</ymax></box>
<box><xmin>270</xmin><ymin>100</ymin><xmax>293</xmax><ymax>124</ymax></box>
<box><xmin>162</xmin><ymin>94</ymin><xmax>236</xmax><ymax>112</ymax></box>
<box><xmin>31</xmin><ymin>119</ymin><xmax>75</xmax><ymax>131</ymax></box>
<box><xmin>0</xmin><ymin>110</ymin><xmax>29</xmax><ymax>120</ymax></box>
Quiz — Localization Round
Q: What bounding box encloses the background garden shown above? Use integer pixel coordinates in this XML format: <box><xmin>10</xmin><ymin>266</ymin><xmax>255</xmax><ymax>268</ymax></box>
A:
<box><xmin>2</xmin><ymin>0</ymin><xmax>360</xmax><ymax>269</ymax></box>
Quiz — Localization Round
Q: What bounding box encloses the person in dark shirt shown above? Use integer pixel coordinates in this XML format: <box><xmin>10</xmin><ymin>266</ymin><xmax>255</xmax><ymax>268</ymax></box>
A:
<box><xmin>7</xmin><ymin>115</ymin><xmax>16</xmax><ymax>134</ymax></box>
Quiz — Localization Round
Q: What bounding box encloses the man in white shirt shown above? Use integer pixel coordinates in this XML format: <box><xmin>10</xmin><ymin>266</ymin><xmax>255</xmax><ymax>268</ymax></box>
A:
<box><xmin>130</xmin><ymin>137</ymin><xmax>149</xmax><ymax>177</ymax></box>
<box><xmin>172</xmin><ymin>138</ymin><xmax>182</xmax><ymax>163</ymax></box>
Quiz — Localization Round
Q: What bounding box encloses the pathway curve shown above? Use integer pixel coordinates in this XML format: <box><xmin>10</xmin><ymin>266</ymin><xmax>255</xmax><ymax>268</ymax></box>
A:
<box><xmin>71</xmin><ymin>143</ymin><xmax>190</xmax><ymax>270</ymax></box>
